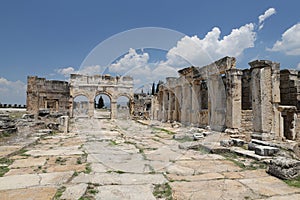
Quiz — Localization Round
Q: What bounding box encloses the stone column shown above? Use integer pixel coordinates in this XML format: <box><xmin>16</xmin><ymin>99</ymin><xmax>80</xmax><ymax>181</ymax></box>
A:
<box><xmin>225</xmin><ymin>69</ymin><xmax>242</xmax><ymax>134</ymax></box>
<box><xmin>168</xmin><ymin>92</ymin><xmax>175</xmax><ymax>122</ymax></box>
<box><xmin>191</xmin><ymin>80</ymin><xmax>200</xmax><ymax>126</ymax></box>
<box><xmin>249</xmin><ymin>60</ymin><xmax>280</xmax><ymax>140</ymax></box>
<box><xmin>207</xmin><ymin>75</ymin><xmax>226</xmax><ymax>131</ymax></box>
<box><xmin>69</xmin><ymin>97</ymin><xmax>74</xmax><ymax>118</ymax></box>
<box><xmin>181</xmin><ymin>83</ymin><xmax>191</xmax><ymax>125</ymax></box>
<box><xmin>162</xmin><ymin>89</ymin><xmax>168</xmax><ymax>122</ymax></box>
<box><xmin>174</xmin><ymin>86</ymin><xmax>182</xmax><ymax>122</ymax></box>
<box><xmin>88</xmin><ymin>100</ymin><xmax>94</xmax><ymax>118</ymax></box>
<box><xmin>110</xmin><ymin>101</ymin><xmax>117</xmax><ymax>119</ymax></box>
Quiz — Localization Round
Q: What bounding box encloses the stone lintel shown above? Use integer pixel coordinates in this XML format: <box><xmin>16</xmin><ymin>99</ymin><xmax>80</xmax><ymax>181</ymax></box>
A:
<box><xmin>278</xmin><ymin>105</ymin><xmax>297</xmax><ymax>112</ymax></box>
<box><xmin>249</xmin><ymin>60</ymin><xmax>280</xmax><ymax>71</ymax></box>
<box><xmin>194</xmin><ymin>56</ymin><xmax>236</xmax><ymax>79</ymax></box>
<box><xmin>226</xmin><ymin>68</ymin><xmax>243</xmax><ymax>76</ymax></box>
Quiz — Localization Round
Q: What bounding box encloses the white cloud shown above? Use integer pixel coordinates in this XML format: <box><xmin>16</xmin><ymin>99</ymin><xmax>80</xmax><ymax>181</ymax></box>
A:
<box><xmin>166</xmin><ymin>23</ymin><xmax>256</xmax><ymax>67</ymax></box>
<box><xmin>56</xmin><ymin>67</ymin><xmax>75</xmax><ymax>77</ymax></box>
<box><xmin>109</xmin><ymin>48</ymin><xmax>149</xmax><ymax>75</ymax></box>
<box><xmin>259</xmin><ymin>8</ymin><xmax>276</xmax><ymax>25</ymax></box>
<box><xmin>0</xmin><ymin>77</ymin><xmax>26</xmax><ymax>104</ymax></box>
<box><xmin>268</xmin><ymin>23</ymin><xmax>300</xmax><ymax>55</ymax></box>
<box><xmin>57</xmin><ymin>65</ymin><xmax>107</xmax><ymax>76</ymax></box>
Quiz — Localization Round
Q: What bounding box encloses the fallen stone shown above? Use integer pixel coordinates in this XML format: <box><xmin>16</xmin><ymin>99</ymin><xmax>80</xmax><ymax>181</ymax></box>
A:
<box><xmin>267</xmin><ymin>157</ymin><xmax>300</xmax><ymax>180</ymax></box>
<box><xmin>248</xmin><ymin>142</ymin><xmax>257</xmax><ymax>151</ymax></box>
<box><xmin>173</xmin><ymin>134</ymin><xmax>192</xmax><ymax>140</ymax></box>
<box><xmin>203</xmin><ymin>131</ymin><xmax>212</xmax><ymax>136</ymax></box>
<box><xmin>22</xmin><ymin>114</ymin><xmax>34</xmax><ymax>119</ymax></box>
<box><xmin>251</xmin><ymin>139</ymin><xmax>274</xmax><ymax>147</ymax></box>
<box><xmin>38</xmin><ymin>129</ymin><xmax>53</xmax><ymax>134</ymax></box>
<box><xmin>232</xmin><ymin>138</ymin><xmax>245</xmax><ymax>147</ymax></box>
<box><xmin>220</xmin><ymin>139</ymin><xmax>234</xmax><ymax>147</ymax></box>
<box><xmin>47</xmin><ymin>123</ymin><xmax>59</xmax><ymax>130</ymax></box>
<box><xmin>255</xmin><ymin>145</ymin><xmax>279</xmax><ymax>156</ymax></box>
<box><xmin>178</xmin><ymin>141</ymin><xmax>202</xmax><ymax>150</ymax></box>
<box><xmin>193</xmin><ymin>133</ymin><xmax>204</xmax><ymax>140</ymax></box>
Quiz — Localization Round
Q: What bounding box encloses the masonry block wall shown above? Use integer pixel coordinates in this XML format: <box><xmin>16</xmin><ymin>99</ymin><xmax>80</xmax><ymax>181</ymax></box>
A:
<box><xmin>27</xmin><ymin>76</ymin><xmax>70</xmax><ymax>115</ymax></box>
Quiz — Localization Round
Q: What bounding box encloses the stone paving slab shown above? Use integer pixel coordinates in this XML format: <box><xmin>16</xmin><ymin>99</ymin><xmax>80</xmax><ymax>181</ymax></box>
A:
<box><xmin>0</xmin><ymin>174</ymin><xmax>41</xmax><ymax>190</ymax></box>
<box><xmin>170</xmin><ymin>179</ymin><xmax>261</xmax><ymax>200</ymax></box>
<box><xmin>0</xmin><ymin>146</ymin><xmax>21</xmax><ymax>157</ymax></box>
<box><xmin>0</xmin><ymin>186</ymin><xmax>57</xmax><ymax>200</ymax></box>
<box><xmin>9</xmin><ymin>157</ymin><xmax>47</xmax><ymax>168</ymax></box>
<box><xmin>96</xmin><ymin>184</ymin><xmax>156</xmax><ymax>200</ymax></box>
<box><xmin>26</xmin><ymin>146</ymin><xmax>83</xmax><ymax>156</ymax></box>
<box><xmin>0</xmin><ymin>171</ymin><xmax>73</xmax><ymax>190</ymax></box>
<box><xmin>239</xmin><ymin>176</ymin><xmax>300</xmax><ymax>197</ymax></box>
<box><xmin>72</xmin><ymin>172</ymin><xmax>167</xmax><ymax>185</ymax></box>
<box><xmin>61</xmin><ymin>183</ymin><xmax>88</xmax><ymax>200</ymax></box>
<box><xmin>175</xmin><ymin>159</ymin><xmax>241</xmax><ymax>174</ymax></box>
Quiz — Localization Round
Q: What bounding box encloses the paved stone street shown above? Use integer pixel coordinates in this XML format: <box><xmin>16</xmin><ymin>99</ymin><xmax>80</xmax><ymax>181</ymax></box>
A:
<box><xmin>1</xmin><ymin>118</ymin><xmax>300</xmax><ymax>199</ymax></box>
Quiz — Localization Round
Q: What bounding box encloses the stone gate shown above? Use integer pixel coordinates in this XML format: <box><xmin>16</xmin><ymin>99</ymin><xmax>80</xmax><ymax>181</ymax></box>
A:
<box><xmin>69</xmin><ymin>74</ymin><xmax>134</xmax><ymax>119</ymax></box>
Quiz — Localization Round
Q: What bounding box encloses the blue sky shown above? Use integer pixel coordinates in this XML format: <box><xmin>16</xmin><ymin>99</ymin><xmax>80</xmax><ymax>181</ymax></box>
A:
<box><xmin>0</xmin><ymin>0</ymin><xmax>300</xmax><ymax>104</ymax></box>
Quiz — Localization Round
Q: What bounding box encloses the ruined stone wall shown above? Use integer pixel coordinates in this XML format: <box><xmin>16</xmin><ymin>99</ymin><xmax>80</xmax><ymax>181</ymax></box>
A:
<box><xmin>240</xmin><ymin>110</ymin><xmax>253</xmax><ymax>140</ymax></box>
<box><xmin>27</xmin><ymin>76</ymin><xmax>70</xmax><ymax>115</ymax></box>
<box><xmin>280</xmin><ymin>70</ymin><xmax>300</xmax><ymax>110</ymax></box>
<box><xmin>242</xmin><ymin>69</ymin><xmax>252</xmax><ymax>110</ymax></box>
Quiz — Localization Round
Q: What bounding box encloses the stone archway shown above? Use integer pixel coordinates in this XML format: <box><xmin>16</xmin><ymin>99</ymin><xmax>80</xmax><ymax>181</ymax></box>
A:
<box><xmin>69</xmin><ymin>74</ymin><xmax>134</xmax><ymax>119</ymax></box>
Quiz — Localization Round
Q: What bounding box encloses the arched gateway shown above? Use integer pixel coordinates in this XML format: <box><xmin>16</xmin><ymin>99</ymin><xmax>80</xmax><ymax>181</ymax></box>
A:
<box><xmin>69</xmin><ymin>74</ymin><xmax>134</xmax><ymax>119</ymax></box>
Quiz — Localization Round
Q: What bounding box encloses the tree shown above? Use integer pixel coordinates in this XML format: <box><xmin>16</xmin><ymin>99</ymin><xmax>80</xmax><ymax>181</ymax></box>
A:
<box><xmin>151</xmin><ymin>82</ymin><xmax>155</xmax><ymax>95</ymax></box>
<box><xmin>98</xmin><ymin>96</ymin><xmax>104</xmax><ymax>109</ymax></box>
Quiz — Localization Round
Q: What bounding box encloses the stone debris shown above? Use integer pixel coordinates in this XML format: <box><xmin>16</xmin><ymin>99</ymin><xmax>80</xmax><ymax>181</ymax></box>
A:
<box><xmin>255</xmin><ymin>145</ymin><xmax>279</xmax><ymax>156</ymax></box>
<box><xmin>193</xmin><ymin>132</ymin><xmax>204</xmax><ymax>140</ymax></box>
<box><xmin>267</xmin><ymin>157</ymin><xmax>300</xmax><ymax>180</ymax></box>
<box><xmin>178</xmin><ymin>141</ymin><xmax>203</xmax><ymax>150</ymax></box>
<box><xmin>232</xmin><ymin>138</ymin><xmax>245</xmax><ymax>147</ymax></box>
<box><xmin>220</xmin><ymin>139</ymin><xmax>234</xmax><ymax>147</ymax></box>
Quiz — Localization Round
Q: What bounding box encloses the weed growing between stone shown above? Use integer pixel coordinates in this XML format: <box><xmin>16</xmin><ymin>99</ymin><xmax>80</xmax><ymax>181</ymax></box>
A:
<box><xmin>284</xmin><ymin>176</ymin><xmax>300</xmax><ymax>188</ymax></box>
<box><xmin>153</xmin><ymin>183</ymin><xmax>173</xmax><ymax>200</ymax></box>
<box><xmin>53</xmin><ymin>186</ymin><xmax>66</xmax><ymax>200</ymax></box>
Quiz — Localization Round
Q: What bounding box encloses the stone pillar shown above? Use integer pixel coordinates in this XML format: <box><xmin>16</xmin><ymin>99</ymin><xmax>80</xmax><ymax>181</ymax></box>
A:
<box><xmin>88</xmin><ymin>101</ymin><xmax>94</xmax><ymax>118</ymax></box>
<box><xmin>110</xmin><ymin>101</ymin><xmax>117</xmax><ymax>119</ymax></box>
<box><xmin>181</xmin><ymin>83</ymin><xmax>191</xmax><ymax>125</ymax></box>
<box><xmin>69</xmin><ymin>97</ymin><xmax>74</xmax><ymax>118</ymax></box>
<box><xmin>207</xmin><ymin>75</ymin><xmax>226</xmax><ymax>131</ymax></box>
<box><xmin>174</xmin><ymin>86</ymin><xmax>182</xmax><ymax>122</ymax></box>
<box><xmin>249</xmin><ymin>60</ymin><xmax>280</xmax><ymax>140</ymax></box>
<box><xmin>168</xmin><ymin>92</ymin><xmax>175</xmax><ymax>122</ymax></box>
<box><xmin>191</xmin><ymin>80</ymin><xmax>200</xmax><ymax>126</ymax></box>
<box><xmin>162</xmin><ymin>89</ymin><xmax>168</xmax><ymax>122</ymax></box>
<box><xmin>225</xmin><ymin>69</ymin><xmax>242</xmax><ymax>134</ymax></box>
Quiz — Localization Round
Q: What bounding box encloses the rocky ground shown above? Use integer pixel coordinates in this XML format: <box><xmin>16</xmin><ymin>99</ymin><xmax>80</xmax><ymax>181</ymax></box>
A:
<box><xmin>0</xmin><ymin>117</ymin><xmax>300</xmax><ymax>199</ymax></box>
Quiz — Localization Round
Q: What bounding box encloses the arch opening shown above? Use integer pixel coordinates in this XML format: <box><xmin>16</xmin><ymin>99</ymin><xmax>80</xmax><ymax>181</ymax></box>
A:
<box><xmin>94</xmin><ymin>94</ymin><xmax>111</xmax><ymax>119</ymax></box>
<box><xmin>73</xmin><ymin>95</ymin><xmax>89</xmax><ymax>118</ymax></box>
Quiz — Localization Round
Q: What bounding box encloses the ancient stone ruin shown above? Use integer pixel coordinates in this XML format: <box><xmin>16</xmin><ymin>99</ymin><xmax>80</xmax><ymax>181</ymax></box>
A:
<box><xmin>152</xmin><ymin>56</ymin><xmax>300</xmax><ymax>143</ymax></box>
<box><xmin>26</xmin><ymin>74</ymin><xmax>134</xmax><ymax>119</ymax></box>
